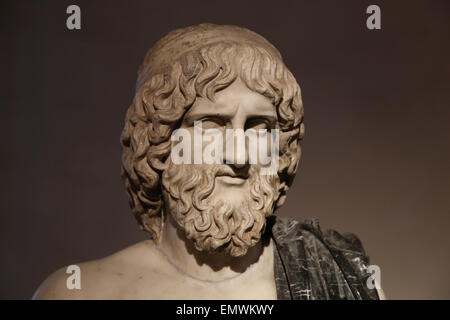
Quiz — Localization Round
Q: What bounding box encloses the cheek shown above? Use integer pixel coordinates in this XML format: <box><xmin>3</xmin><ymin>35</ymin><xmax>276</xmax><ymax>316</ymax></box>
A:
<box><xmin>247</xmin><ymin>130</ymin><xmax>277</xmax><ymax>167</ymax></box>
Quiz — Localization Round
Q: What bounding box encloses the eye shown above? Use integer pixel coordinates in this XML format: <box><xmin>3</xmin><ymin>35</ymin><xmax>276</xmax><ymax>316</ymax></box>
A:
<box><xmin>199</xmin><ymin>117</ymin><xmax>225</xmax><ymax>130</ymax></box>
<box><xmin>245</xmin><ymin>118</ymin><xmax>271</xmax><ymax>131</ymax></box>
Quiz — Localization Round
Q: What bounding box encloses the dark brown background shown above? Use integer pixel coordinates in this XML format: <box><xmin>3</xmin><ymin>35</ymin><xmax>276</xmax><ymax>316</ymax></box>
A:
<box><xmin>1</xmin><ymin>0</ymin><xmax>449</xmax><ymax>299</ymax></box>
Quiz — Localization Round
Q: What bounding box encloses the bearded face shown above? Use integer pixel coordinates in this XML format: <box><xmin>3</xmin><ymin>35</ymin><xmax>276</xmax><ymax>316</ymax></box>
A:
<box><xmin>160</xmin><ymin>79</ymin><xmax>282</xmax><ymax>257</ymax></box>
<box><xmin>162</xmin><ymin>161</ymin><xmax>281</xmax><ymax>257</ymax></box>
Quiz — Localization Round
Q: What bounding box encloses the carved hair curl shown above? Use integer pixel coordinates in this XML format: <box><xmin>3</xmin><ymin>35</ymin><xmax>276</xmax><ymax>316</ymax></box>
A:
<box><xmin>121</xmin><ymin>27</ymin><xmax>305</xmax><ymax>240</ymax></box>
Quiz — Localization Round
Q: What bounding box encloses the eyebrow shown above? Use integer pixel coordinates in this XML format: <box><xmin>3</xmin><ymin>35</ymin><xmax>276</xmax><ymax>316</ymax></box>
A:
<box><xmin>184</xmin><ymin>111</ymin><xmax>232</xmax><ymax>121</ymax></box>
<box><xmin>182</xmin><ymin>113</ymin><xmax>278</xmax><ymax>127</ymax></box>
<box><xmin>247</xmin><ymin>114</ymin><xmax>278</xmax><ymax>122</ymax></box>
<box><xmin>183</xmin><ymin>111</ymin><xmax>277</xmax><ymax>122</ymax></box>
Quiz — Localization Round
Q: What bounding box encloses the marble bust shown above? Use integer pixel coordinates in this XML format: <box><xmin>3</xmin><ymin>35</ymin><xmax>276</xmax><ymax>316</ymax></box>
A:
<box><xmin>33</xmin><ymin>23</ymin><xmax>383</xmax><ymax>300</ymax></box>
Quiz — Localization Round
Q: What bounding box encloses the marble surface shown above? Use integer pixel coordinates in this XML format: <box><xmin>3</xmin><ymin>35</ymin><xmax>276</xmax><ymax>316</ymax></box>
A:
<box><xmin>271</xmin><ymin>216</ymin><xmax>380</xmax><ymax>300</ymax></box>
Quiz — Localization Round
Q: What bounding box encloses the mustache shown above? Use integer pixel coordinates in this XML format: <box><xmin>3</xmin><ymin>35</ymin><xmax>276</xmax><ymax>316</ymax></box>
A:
<box><xmin>163</xmin><ymin>163</ymin><xmax>277</xmax><ymax>214</ymax></box>
<box><xmin>193</xmin><ymin>164</ymin><xmax>260</xmax><ymax>212</ymax></box>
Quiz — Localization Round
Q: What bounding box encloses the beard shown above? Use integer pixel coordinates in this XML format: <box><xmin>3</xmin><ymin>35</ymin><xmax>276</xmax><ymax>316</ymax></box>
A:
<box><xmin>161</xmin><ymin>161</ymin><xmax>281</xmax><ymax>257</ymax></box>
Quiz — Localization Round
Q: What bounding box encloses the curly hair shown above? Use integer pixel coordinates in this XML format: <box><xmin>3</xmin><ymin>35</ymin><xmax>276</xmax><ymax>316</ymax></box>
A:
<box><xmin>121</xmin><ymin>24</ymin><xmax>305</xmax><ymax>241</ymax></box>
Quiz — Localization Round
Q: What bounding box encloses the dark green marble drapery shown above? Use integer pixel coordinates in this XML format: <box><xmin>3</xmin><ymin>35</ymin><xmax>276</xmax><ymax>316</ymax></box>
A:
<box><xmin>270</xmin><ymin>217</ymin><xmax>380</xmax><ymax>300</ymax></box>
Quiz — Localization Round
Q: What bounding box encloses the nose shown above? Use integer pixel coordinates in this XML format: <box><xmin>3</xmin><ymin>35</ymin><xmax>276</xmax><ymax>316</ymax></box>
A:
<box><xmin>224</xmin><ymin>148</ymin><xmax>250</xmax><ymax>179</ymax></box>
<box><xmin>223</xmin><ymin>129</ymin><xmax>249</xmax><ymax>168</ymax></box>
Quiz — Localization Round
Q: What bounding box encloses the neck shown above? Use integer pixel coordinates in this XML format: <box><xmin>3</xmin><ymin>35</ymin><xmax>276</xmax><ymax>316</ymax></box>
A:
<box><xmin>156</xmin><ymin>213</ymin><xmax>273</xmax><ymax>282</ymax></box>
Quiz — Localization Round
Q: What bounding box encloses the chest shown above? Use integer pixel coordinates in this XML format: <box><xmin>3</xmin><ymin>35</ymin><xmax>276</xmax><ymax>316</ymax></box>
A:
<box><xmin>117</xmin><ymin>271</ymin><xmax>278</xmax><ymax>299</ymax></box>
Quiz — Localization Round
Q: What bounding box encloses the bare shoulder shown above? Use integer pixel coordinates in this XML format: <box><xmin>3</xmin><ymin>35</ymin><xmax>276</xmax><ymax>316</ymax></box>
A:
<box><xmin>32</xmin><ymin>240</ymin><xmax>160</xmax><ymax>300</ymax></box>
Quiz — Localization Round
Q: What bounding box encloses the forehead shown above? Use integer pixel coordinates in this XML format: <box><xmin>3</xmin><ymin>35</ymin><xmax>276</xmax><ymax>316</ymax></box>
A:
<box><xmin>184</xmin><ymin>79</ymin><xmax>277</xmax><ymax>119</ymax></box>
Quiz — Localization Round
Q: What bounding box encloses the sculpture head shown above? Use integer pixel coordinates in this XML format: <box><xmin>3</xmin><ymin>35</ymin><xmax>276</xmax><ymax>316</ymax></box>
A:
<box><xmin>121</xmin><ymin>23</ymin><xmax>304</xmax><ymax>257</ymax></box>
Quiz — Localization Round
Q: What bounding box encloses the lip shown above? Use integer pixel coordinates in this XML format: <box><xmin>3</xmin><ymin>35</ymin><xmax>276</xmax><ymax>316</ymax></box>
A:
<box><xmin>215</xmin><ymin>175</ymin><xmax>247</xmax><ymax>185</ymax></box>
<box><xmin>216</xmin><ymin>165</ymin><xmax>249</xmax><ymax>179</ymax></box>
<box><xmin>215</xmin><ymin>165</ymin><xmax>250</xmax><ymax>184</ymax></box>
